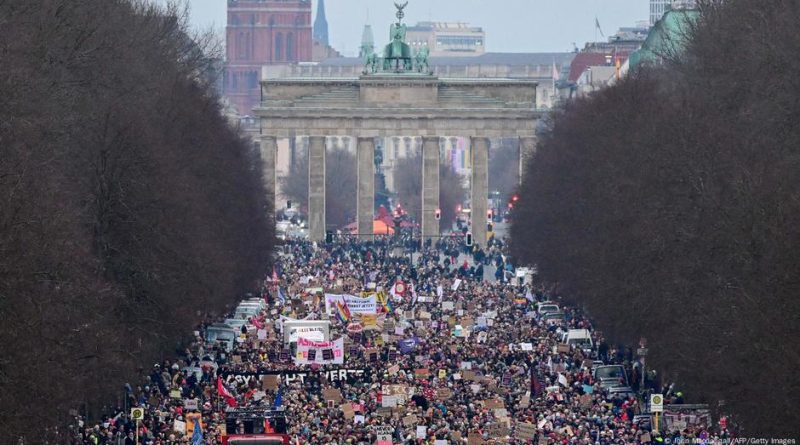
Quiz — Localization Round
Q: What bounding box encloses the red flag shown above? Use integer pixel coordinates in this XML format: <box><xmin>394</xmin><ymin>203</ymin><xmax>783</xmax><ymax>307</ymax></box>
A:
<box><xmin>216</xmin><ymin>377</ymin><xmax>238</xmax><ymax>407</ymax></box>
<box><xmin>264</xmin><ymin>417</ymin><xmax>274</xmax><ymax>433</ymax></box>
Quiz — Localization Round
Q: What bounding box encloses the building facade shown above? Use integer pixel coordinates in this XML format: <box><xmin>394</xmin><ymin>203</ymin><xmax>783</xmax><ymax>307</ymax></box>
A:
<box><xmin>224</xmin><ymin>0</ymin><xmax>313</xmax><ymax>114</ymax></box>
<box><xmin>650</xmin><ymin>0</ymin><xmax>670</xmax><ymax>25</ymax></box>
<box><xmin>406</xmin><ymin>22</ymin><xmax>486</xmax><ymax>57</ymax></box>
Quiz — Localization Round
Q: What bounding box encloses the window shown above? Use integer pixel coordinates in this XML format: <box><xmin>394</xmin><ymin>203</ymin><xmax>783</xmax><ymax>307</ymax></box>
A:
<box><xmin>237</xmin><ymin>32</ymin><xmax>246</xmax><ymax>59</ymax></box>
<box><xmin>275</xmin><ymin>32</ymin><xmax>283</xmax><ymax>61</ymax></box>
<box><xmin>286</xmin><ymin>32</ymin><xmax>295</xmax><ymax>61</ymax></box>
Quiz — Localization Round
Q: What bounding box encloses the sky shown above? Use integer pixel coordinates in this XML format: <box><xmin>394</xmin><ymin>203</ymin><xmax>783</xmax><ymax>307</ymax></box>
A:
<box><xmin>169</xmin><ymin>0</ymin><xmax>649</xmax><ymax>55</ymax></box>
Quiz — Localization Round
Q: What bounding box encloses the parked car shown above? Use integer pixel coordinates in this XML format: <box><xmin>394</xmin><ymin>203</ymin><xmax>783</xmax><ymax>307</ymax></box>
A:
<box><xmin>606</xmin><ymin>386</ymin><xmax>637</xmax><ymax>400</ymax></box>
<box><xmin>537</xmin><ymin>302</ymin><xmax>560</xmax><ymax>315</ymax></box>
<box><xmin>224</xmin><ymin>318</ymin><xmax>248</xmax><ymax>331</ymax></box>
<box><xmin>542</xmin><ymin>311</ymin><xmax>566</xmax><ymax>326</ymax></box>
<box><xmin>594</xmin><ymin>365</ymin><xmax>629</xmax><ymax>388</ymax></box>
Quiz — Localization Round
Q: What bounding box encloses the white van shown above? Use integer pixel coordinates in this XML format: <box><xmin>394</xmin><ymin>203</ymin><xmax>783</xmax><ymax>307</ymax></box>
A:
<box><xmin>205</xmin><ymin>323</ymin><xmax>237</xmax><ymax>351</ymax></box>
<box><xmin>234</xmin><ymin>304</ymin><xmax>262</xmax><ymax>318</ymax></box>
<box><xmin>560</xmin><ymin>328</ymin><xmax>593</xmax><ymax>352</ymax></box>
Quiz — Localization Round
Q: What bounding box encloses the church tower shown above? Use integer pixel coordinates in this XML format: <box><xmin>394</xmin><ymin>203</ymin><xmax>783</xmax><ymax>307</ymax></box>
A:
<box><xmin>313</xmin><ymin>0</ymin><xmax>329</xmax><ymax>46</ymax></box>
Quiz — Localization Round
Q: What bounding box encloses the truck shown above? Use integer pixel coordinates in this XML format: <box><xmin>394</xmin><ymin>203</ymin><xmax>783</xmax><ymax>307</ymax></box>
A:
<box><xmin>221</xmin><ymin>409</ymin><xmax>290</xmax><ymax>445</ymax></box>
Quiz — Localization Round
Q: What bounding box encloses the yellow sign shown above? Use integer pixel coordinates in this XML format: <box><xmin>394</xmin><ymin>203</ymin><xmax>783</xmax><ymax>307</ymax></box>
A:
<box><xmin>650</xmin><ymin>394</ymin><xmax>664</xmax><ymax>413</ymax></box>
<box><xmin>131</xmin><ymin>407</ymin><xmax>144</xmax><ymax>420</ymax></box>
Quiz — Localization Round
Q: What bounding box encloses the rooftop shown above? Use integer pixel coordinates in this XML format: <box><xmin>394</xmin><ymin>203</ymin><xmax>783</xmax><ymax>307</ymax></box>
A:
<box><xmin>316</xmin><ymin>52</ymin><xmax>576</xmax><ymax>68</ymax></box>
<box><xmin>407</xmin><ymin>21</ymin><xmax>483</xmax><ymax>32</ymax></box>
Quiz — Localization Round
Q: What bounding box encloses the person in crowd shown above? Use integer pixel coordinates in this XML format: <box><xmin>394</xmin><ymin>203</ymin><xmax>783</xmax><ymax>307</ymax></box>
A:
<box><xmin>70</xmin><ymin>235</ymin><xmax>715</xmax><ymax>445</ymax></box>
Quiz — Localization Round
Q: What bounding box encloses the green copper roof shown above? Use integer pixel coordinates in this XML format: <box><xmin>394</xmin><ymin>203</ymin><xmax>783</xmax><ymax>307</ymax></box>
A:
<box><xmin>630</xmin><ymin>9</ymin><xmax>699</xmax><ymax>68</ymax></box>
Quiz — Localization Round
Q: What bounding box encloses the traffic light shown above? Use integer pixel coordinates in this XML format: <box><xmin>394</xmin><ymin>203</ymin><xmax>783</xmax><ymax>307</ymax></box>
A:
<box><xmin>487</xmin><ymin>209</ymin><xmax>493</xmax><ymax>219</ymax></box>
<box><xmin>487</xmin><ymin>223</ymin><xmax>493</xmax><ymax>232</ymax></box>
<box><xmin>512</xmin><ymin>194</ymin><xmax>519</xmax><ymax>202</ymax></box>
<box><xmin>434</xmin><ymin>208</ymin><xmax>441</xmax><ymax>220</ymax></box>
<box><xmin>508</xmin><ymin>202</ymin><xmax>514</xmax><ymax>209</ymax></box>
<box><xmin>287</xmin><ymin>200</ymin><xmax>292</xmax><ymax>209</ymax></box>
<box><xmin>325</xmin><ymin>230</ymin><xmax>333</xmax><ymax>244</ymax></box>
<box><xmin>465</xmin><ymin>232</ymin><xmax>473</xmax><ymax>247</ymax></box>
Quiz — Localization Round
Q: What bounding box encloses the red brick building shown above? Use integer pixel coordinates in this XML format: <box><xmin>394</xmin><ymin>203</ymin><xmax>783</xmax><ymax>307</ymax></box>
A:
<box><xmin>225</xmin><ymin>0</ymin><xmax>313</xmax><ymax>114</ymax></box>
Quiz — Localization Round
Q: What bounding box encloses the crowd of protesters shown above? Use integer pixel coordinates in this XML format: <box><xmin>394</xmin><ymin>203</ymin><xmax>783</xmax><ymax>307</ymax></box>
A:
<box><xmin>70</xmin><ymin>236</ymin><xmax>729</xmax><ymax>445</ymax></box>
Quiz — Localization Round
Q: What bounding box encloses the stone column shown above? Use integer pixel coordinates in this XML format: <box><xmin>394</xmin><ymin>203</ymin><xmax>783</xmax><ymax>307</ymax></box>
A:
<box><xmin>470</xmin><ymin>136</ymin><xmax>490</xmax><ymax>247</ymax></box>
<box><xmin>519</xmin><ymin>136</ymin><xmax>537</xmax><ymax>184</ymax></box>
<box><xmin>308</xmin><ymin>136</ymin><xmax>327</xmax><ymax>242</ymax></box>
<box><xmin>260</xmin><ymin>136</ymin><xmax>278</xmax><ymax>203</ymax></box>
<box><xmin>421</xmin><ymin>136</ymin><xmax>440</xmax><ymax>242</ymax></box>
<box><xmin>356</xmin><ymin>137</ymin><xmax>375</xmax><ymax>239</ymax></box>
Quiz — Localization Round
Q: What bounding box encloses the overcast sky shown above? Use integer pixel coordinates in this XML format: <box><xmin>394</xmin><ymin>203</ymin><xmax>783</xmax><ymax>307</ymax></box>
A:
<box><xmin>171</xmin><ymin>0</ymin><xmax>649</xmax><ymax>55</ymax></box>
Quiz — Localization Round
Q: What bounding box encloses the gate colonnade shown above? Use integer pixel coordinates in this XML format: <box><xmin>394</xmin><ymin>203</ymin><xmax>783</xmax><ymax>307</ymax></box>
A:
<box><xmin>256</xmin><ymin>75</ymin><xmax>540</xmax><ymax>247</ymax></box>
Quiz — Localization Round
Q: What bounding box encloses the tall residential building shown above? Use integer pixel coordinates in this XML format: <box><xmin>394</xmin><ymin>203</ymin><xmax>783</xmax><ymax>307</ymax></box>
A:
<box><xmin>650</xmin><ymin>0</ymin><xmax>670</xmax><ymax>25</ymax></box>
<box><xmin>224</xmin><ymin>0</ymin><xmax>313</xmax><ymax>114</ymax></box>
<box><xmin>313</xmin><ymin>0</ymin><xmax>329</xmax><ymax>46</ymax></box>
<box><xmin>405</xmin><ymin>22</ymin><xmax>486</xmax><ymax>57</ymax></box>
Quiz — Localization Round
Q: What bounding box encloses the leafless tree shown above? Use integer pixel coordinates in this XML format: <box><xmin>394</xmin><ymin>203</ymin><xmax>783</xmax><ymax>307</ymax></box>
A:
<box><xmin>512</xmin><ymin>0</ymin><xmax>800</xmax><ymax>435</ymax></box>
<box><xmin>0</xmin><ymin>0</ymin><xmax>273</xmax><ymax>440</ymax></box>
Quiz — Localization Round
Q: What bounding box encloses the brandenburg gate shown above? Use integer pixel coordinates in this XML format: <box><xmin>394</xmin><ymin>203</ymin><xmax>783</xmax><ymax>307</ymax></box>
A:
<box><xmin>256</xmin><ymin>3</ymin><xmax>540</xmax><ymax>247</ymax></box>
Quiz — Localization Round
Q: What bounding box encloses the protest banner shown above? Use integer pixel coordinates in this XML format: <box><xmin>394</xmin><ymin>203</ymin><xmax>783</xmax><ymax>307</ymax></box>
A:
<box><xmin>294</xmin><ymin>337</ymin><xmax>345</xmax><ymax>365</ymax></box>
<box><xmin>325</xmin><ymin>294</ymin><xmax>377</xmax><ymax>315</ymax></box>
<box><xmin>283</xmin><ymin>320</ymin><xmax>331</xmax><ymax>344</ymax></box>
<box><xmin>224</xmin><ymin>368</ymin><xmax>371</xmax><ymax>387</ymax></box>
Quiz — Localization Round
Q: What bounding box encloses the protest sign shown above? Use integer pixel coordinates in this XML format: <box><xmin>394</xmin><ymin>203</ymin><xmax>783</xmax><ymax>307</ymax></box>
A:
<box><xmin>483</xmin><ymin>398</ymin><xmax>504</xmax><ymax>409</ymax></box>
<box><xmin>341</xmin><ymin>403</ymin><xmax>355</xmax><ymax>419</ymax></box>
<box><xmin>467</xmin><ymin>432</ymin><xmax>482</xmax><ymax>445</ymax></box>
<box><xmin>172</xmin><ymin>419</ymin><xmax>186</xmax><ymax>434</ymax></box>
<box><xmin>515</xmin><ymin>421</ymin><xmax>537</xmax><ymax>440</ymax></box>
<box><xmin>436</xmin><ymin>388</ymin><xmax>453</xmax><ymax>400</ymax></box>
<box><xmin>381</xmin><ymin>395</ymin><xmax>398</xmax><ymax>407</ymax></box>
<box><xmin>487</xmin><ymin>423</ymin><xmax>509</xmax><ymax>438</ymax></box>
<box><xmin>323</xmin><ymin>388</ymin><xmax>343</xmax><ymax>402</ymax></box>
<box><xmin>261</xmin><ymin>375</ymin><xmax>279</xmax><ymax>390</ymax></box>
